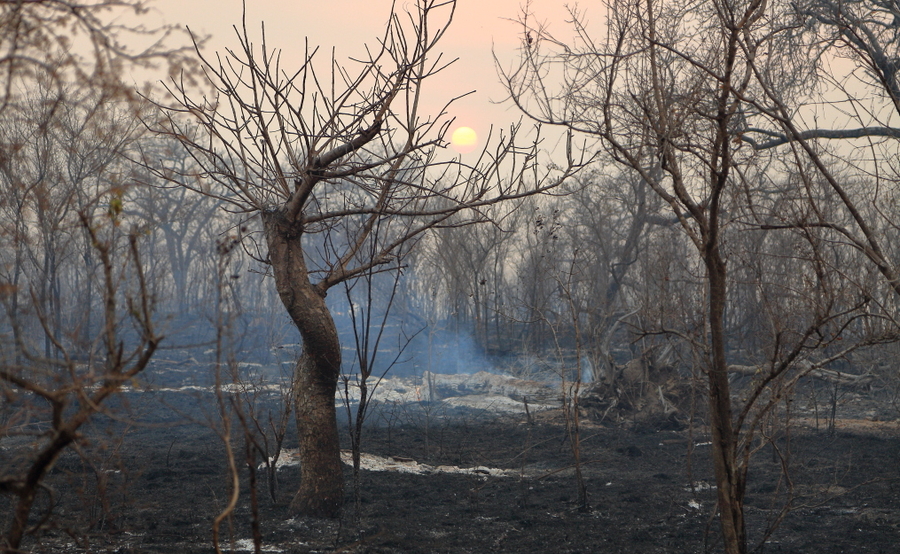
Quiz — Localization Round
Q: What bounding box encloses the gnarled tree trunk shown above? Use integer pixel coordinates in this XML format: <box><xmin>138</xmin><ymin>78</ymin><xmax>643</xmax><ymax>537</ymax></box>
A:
<box><xmin>264</xmin><ymin>210</ymin><xmax>343</xmax><ymax>517</ymax></box>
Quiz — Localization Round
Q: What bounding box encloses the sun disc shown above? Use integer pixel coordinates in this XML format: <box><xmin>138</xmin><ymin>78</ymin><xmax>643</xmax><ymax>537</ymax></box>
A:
<box><xmin>451</xmin><ymin>126</ymin><xmax>478</xmax><ymax>153</ymax></box>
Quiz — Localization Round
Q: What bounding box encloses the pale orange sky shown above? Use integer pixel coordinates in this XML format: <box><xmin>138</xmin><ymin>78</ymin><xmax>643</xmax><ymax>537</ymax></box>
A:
<box><xmin>149</xmin><ymin>0</ymin><xmax>585</xmax><ymax>142</ymax></box>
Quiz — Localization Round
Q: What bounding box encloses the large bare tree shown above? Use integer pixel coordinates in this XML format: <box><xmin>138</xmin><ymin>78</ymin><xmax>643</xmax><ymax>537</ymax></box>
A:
<box><xmin>503</xmin><ymin>2</ymin><xmax>769</xmax><ymax>546</ymax></box>
<box><xmin>148</xmin><ymin>0</ymin><xmax>578</xmax><ymax>517</ymax></box>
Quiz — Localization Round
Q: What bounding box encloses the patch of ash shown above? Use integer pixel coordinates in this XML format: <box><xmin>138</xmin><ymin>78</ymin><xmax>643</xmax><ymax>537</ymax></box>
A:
<box><xmin>440</xmin><ymin>393</ymin><xmax>554</xmax><ymax>413</ymax></box>
<box><xmin>261</xmin><ymin>449</ymin><xmax>513</xmax><ymax>477</ymax></box>
<box><xmin>339</xmin><ymin>371</ymin><xmax>561</xmax><ymax>414</ymax></box>
<box><xmin>229</xmin><ymin>538</ymin><xmax>285</xmax><ymax>552</ymax></box>
<box><xmin>341</xmin><ymin>451</ymin><xmax>514</xmax><ymax>477</ymax></box>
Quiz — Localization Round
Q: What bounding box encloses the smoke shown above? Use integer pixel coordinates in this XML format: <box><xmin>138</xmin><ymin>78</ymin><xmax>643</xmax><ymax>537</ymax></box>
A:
<box><xmin>327</xmin><ymin>290</ymin><xmax>494</xmax><ymax>378</ymax></box>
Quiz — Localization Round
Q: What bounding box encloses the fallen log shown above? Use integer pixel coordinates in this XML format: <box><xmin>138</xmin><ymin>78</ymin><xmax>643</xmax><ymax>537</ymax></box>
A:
<box><xmin>727</xmin><ymin>364</ymin><xmax>874</xmax><ymax>386</ymax></box>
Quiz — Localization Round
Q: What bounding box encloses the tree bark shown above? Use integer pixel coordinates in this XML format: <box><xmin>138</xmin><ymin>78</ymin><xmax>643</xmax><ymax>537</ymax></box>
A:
<box><xmin>263</xmin><ymin>210</ymin><xmax>344</xmax><ymax>517</ymax></box>
<box><xmin>705</xmin><ymin>245</ymin><xmax>746</xmax><ymax>554</ymax></box>
<box><xmin>291</xmin><ymin>350</ymin><xmax>343</xmax><ymax>517</ymax></box>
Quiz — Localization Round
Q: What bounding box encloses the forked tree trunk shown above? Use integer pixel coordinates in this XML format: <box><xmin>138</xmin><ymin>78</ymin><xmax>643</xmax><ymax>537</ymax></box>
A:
<box><xmin>264</xmin><ymin>211</ymin><xmax>344</xmax><ymax>517</ymax></box>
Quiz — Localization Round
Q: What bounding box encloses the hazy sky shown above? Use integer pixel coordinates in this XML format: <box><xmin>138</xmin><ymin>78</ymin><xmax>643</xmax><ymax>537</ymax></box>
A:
<box><xmin>150</xmin><ymin>0</ymin><xmax>583</xmax><ymax>145</ymax></box>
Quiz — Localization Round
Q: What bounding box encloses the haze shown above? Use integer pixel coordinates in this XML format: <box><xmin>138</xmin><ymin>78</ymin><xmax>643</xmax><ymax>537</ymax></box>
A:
<box><xmin>150</xmin><ymin>0</ymin><xmax>580</xmax><ymax>135</ymax></box>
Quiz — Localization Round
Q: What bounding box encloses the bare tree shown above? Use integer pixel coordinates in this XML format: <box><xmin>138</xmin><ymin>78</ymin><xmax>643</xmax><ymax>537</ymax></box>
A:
<box><xmin>419</xmin><ymin>203</ymin><xmax>523</xmax><ymax>355</ymax></box>
<box><xmin>0</xmin><ymin>0</ymin><xmax>195</xmax><ymax>118</ymax></box>
<box><xmin>340</xmin><ymin>249</ymin><xmax>416</xmax><ymax>529</ymax></box>
<box><xmin>147</xmin><ymin>0</ymin><xmax>578</xmax><ymax>517</ymax></box>
<box><xmin>0</xmin><ymin>72</ymin><xmax>166</xmax><ymax>554</ymax></box>
<box><xmin>504</xmin><ymin>3</ymin><xmax>757</xmax><ymax>544</ymax></box>
<box><xmin>501</xmin><ymin>1</ymin><xmax>899</xmax><ymax>552</ymax></box>
<box><xmin>0</xmin><ymin>2</ymin><xmax>207</xmax><ymax>551</ymax></box>
<box><xmin>0</xmin><ymin>203</ymin><xmax>160</xmax><ymax>552</ymax></box>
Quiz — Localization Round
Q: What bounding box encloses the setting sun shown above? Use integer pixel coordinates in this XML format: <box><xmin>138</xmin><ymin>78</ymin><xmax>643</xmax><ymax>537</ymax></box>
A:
<box><xmin>450</xmin><ymin>126</ymin><xmax>478</xmax><ymax>153</ymax></box>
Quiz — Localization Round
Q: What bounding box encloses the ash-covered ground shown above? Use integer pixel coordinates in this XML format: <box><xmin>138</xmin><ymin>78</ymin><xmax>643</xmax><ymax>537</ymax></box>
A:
<box><xmin>3</xmin><ymin>355</ymin><xmax>900</xmax><ymax>553</ymax></box>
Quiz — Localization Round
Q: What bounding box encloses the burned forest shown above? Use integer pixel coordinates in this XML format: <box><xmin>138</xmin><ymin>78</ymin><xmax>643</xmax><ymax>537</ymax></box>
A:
<box><xmin>2</xmin><ymin>1</ymin><xmax>900</xmax><ymax>553</ymax></box>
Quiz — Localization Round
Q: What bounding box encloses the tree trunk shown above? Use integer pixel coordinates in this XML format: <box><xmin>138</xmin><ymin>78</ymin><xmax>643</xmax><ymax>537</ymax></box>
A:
<box><xmin>263</xmin><ymin>211</ymin><xmax>344</xmax><ymax>517</ymax></box>
<box><xmin>705</xmin><ymin>247</ymin><xmax>746</xmax><ymax>554</ymax></box>
<box><xmin>291</xmin><ymin>350</ymin><xmax>343</xmax><ymax>517</ymax></box>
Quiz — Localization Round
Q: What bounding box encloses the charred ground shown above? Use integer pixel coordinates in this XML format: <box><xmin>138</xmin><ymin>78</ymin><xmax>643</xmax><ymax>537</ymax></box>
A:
<box><xmin>4</xmin><ymin>368</ymin><xmax>899</xmax><ymax>554</ymax></box>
